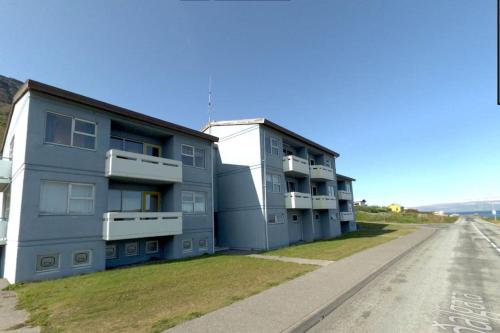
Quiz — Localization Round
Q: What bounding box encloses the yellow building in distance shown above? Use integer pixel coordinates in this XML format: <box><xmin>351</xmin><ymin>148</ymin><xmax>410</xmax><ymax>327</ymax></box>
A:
<box><xmin>387</xmin><ymin>203</ymin><xmax>404</xmax><ymax>213</ymax></box>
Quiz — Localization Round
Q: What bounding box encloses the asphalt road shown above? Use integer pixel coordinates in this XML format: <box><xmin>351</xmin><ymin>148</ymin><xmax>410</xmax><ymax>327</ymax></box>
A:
<box><xmin>309</xmin><ymin>217</ymin><xmax>500</xmax><ymax>333</ymax></box>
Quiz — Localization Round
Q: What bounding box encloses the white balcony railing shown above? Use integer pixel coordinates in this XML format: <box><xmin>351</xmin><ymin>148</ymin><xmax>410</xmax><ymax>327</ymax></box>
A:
<box><xmin>339</xmin><ymin>211</ymin><xmax>354</xmax><ymax>221</ymax></box>
<box><xmin>310</xmin><ymin>165</ymin><xmax>334</xmax><ymax>181</ymax></box>
<box><xmin>312</xmin><ymin>195</ymin><xmax>337</xmax><ymax>210</ymax></box>
<box><xmin>0</xmin><ymin>219</ymin><xmax>7</xmax><ymax>245</ymax></box>
<box><xmin>0</xmin><ymin>158</ymin><xmax>12</xmax><ymax>192</ymax></box>
<box><xmin>284</xmin><ymin>192</ymin><xmax>312</xmax><ymax>209</ymax></box>
<box><xmin>102</xmin><ymin>212</ymin><xmax>183</xmax><ymax>241</ymax></box>
<box><xmin>105</xmin><ymin>149</ymin><xmax>182</xmax><ymax>183</ymax></box>
<box><xmin>338</xmin><ymin>190</ymin><xmax>353</xmax><ymax>201</ymax></box>
<box><xmin>282</xmin><ymin>155</ymin><xmax>309</xmax><ymax>176</ymax></box>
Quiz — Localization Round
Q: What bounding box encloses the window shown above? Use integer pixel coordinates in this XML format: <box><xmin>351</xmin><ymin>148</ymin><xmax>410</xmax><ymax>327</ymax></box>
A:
<box><xmin>108</xmin><ymin>190</ymin><xmax>160</xmax><ymax>212</ymax></box>
<box><xmin>270</xmin><ymin>138</ymin><xmax>280</xmax><ymax>156</ymax></box>
<box><xmin>145</xmin><ymin>240</ymin><xmax>159</xmax><ymax>254</ymax></box>
<box><xmin>181</xmin><ymin>144</ymin><xmax>205</xmax><ymax>168</ymax></box>
<box><xmin>36</xmin><ymin>253</ymin><xmax>60</xmax><ymax>272</ymax></box>
<box><xmin>122</xmin><ymin>191</ymin><xmax>142</xmax><ymax>212</ymax></box>
<box><xmin>315</xmin><ymin>213</ymin><xmax>320</xmax><ymax>220</ymax></box>
<box><xmin>268</xmin><ymin>214</ymin><xmax>284</xmax><ymax>224</ymax></box>
<box><xmin>111</xmin><ymin>137</ymin><xmax>161</xmax><ymax>157</ymax></box>
<box><xmin>182</xmin><ymin>191</ymin><xmax>206</xmax><ymax>214</ymax></box>
<box><xmin>266</xmin><ymin>174</ymin><xmax>281</xmax><ymax>193</ymax></box>
<box><xmin>328</xmin><ymin>186</ymin><xmax>335</xmax><ymax>197</ymax></box>
<box><xmin>287</xmin><ymin>181</ymin><xmax>296</xmax><ymax>192</ymax></box>
<box><xmin>310</xmin><ymin>158</ymin><xmax>315</xmax><ymax>166</ymax></box>
<box><xmin>311</xmin><ymin>185</ymin><xmax>318</xmax><ymax>196</ymax></box>
<box><xmin>182</xmin><ymin>239</ymin><xmax>193</xmax><ymax>253</ymax></box>
<box><xmin>72</xmin><ymin>250</ymin><xmax>92</xmax><ymax>268</ymax></box>
<box><xmin>106</xmin><ymin>245</ymin><xmax>117</xmax><ymax>259</ymax></box>
<box><xmin>345</xmin><ymin>183</ymin><xmax>351</xmax><ymax>193</ymax></box>
<box><xmin>40</xmin><ymin>181</ymin><xmax>94</xmax><ymax>215</ymax></box>
<box><xmin>125</xmin><ymin>242</ymin><xmax>139</xmax><ymax>256</ymax></box>
<box><xmin>45</xmin><ymin>112</ymin><xmax>96</xmax><ymax>150</ymax></box>
<box><xmin>325</xmin><ymin>158</ymin><xmax>332</xmax><ymax>168</ymax></box>
<box><xmin>199</xmin><ymin>238</ymin><xmax>208</xmax><ymax>250</ymax></box>
<box><xmin>292</xmin><ymin>214</ymin><xmax>299</xmax><ymax>223</ymax></box>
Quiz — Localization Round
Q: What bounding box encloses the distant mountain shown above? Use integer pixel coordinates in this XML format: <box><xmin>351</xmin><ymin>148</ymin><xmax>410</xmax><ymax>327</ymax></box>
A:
<box><xmin>0</xmin><ymin>75</ymin><xmax>23</xmax><ymax>140</ymax></box>
<box><xmin>416</xmin><ymin>200</ymin><xmax>500</xmax><ymax>213</ymax></box>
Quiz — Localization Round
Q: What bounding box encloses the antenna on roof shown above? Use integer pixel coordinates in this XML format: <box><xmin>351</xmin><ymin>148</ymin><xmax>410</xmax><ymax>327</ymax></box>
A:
<box><xmin>208</xmin><ymin>75</ymin><xmax>213</xmax><ymax>132</ymax></box>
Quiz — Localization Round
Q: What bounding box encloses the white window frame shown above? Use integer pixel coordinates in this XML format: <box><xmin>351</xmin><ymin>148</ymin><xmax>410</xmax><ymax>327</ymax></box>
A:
<box><xmin>40</xmin><ymin>181</ymin><xmax>95</xmax><ymax>216</ymax></box>
<box><xmin>145</xmin><ymin>240</ymin><xmax>159</xmax><ymax>254</ymax></box>
<box><xmin>181</xmin><ymin>144</ymin><xmax>206</xmax><ymax>168</ymax></box>
<box><xmin>72</xmin><ymin>250</ymin><xmax>92</xmax><ymax>268</ymax></box>
<box><xmin>181</xmin><ymin>191</ymin><xmax>206</xmax><ymax>214</ymax></box>
<box><xmin>198</xmin><ymin>238</ymin><xmax>208</xmax><ymax>250</ymax></box>
<box><xmin>266</xmin><ymin>174</ymin><xmax>281</xmax><ymax>193</ymax></box>
<box><xmin>182</xmin><ymin>239</ymin><xmax>193</xmax><ymax>253</ymax></box>
<box><xmin>270</xmin><ymin>137</ymin><xmax>280</xmax><ymax>156</ymax></box>
<box><xmin>36</xmin><ymin>253</ymin><xmax>61</xmax><ymax>273</ymax></box>
<box><xmin>45</xmin><ymin>111</ymin><xmax>97</xmax><ymax>151</ymax></box>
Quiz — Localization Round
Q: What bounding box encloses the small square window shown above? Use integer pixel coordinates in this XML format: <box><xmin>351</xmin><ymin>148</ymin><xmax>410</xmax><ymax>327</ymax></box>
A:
<box><xmin>106</xmin><ymin>244</ymin><xmax>117</xmax><ymax>259</ymax></box>
<box><xmin>315</xmin><ymin>214</ymin><xmax>320</xmax><ymax>220</ymax></box>
<box><xmin>125</xmin><ymin>242</ymin><xmax>139</xmax><ymax>256</ymax></box>
<box><xmin>292</xmin><ymin>215</ymin><xmax>298</xmax><ymax>222</ymax></box>
<box><xmin>36</xmin><ymin>253</ymin><xmax>60</xmax><ymax>272</ymax></box>
<box><xmin>72</xmin><ymin>250</ymin><xmax>92</xmax><ymax>268</ymax></box>
<box><xmin>145</xmin><ymin>240</ymin><xmax>159</xmax><ymax>254</ymax></box>
<box><xmin>182</xmin><ymin>239</ymin><xmax>193</xmax><ymax>252</ymax></box>
<box><xmin>199</xmin><ymin>238</ymin><xmax>208</xmax><ymax>250</ymax></box>
<box><xmin>268</xmin><ymin>214</ymin><xmax>277</xmax><ymax>224</ymax></box>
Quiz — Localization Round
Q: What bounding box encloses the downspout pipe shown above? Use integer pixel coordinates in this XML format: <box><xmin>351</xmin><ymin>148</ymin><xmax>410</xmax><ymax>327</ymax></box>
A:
<box><xmin>262</xmin><ymin>129</ymin><xmax>269</xmax><ymax>251</ymax></box>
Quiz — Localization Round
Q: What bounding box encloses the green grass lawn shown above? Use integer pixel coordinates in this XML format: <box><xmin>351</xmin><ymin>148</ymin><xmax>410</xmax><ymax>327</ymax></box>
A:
<box><xmin>7</xmin><ymin>255</ymin><xmax>315</xmax><ymax>333</ymax></box>
<box><xmin>264</xmin><ymin>222</ymin><xmax>416</xmax><ymax>261</ymax></box>
<box><xmin>479</xmin><ymin>216</ymin><xmax>500</xmax><ymax>225</ymax></box>
<box><xmin>355</xmin><ymin>211</ymin><xmax>457</xmax><ymax>224</ymax></box>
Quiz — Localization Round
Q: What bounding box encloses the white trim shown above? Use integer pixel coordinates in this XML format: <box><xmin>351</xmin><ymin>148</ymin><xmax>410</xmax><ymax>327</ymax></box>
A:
<box><xmin>181</xmin><ymin>190</ymin><xmax>207</xmax><ymax>214</ymax></box>
<box><xmin>39</xmin><ymin>180</ymin><xmax>95</xmax><ymax>216</ymax></box>
<box><xmin>181</xmin><ymin>144</ymin><xmax>206</xmax><ymax>169</ymax></box>
<box><xmin>72</xmin><ymin>249</ymin><xmax>92</xmax><ymax>268</ymax></box>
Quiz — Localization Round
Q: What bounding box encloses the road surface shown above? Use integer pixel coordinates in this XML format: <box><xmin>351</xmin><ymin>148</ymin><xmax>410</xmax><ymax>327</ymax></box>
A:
<box><xmin>309</xmin><ymin>217</ymin><xmax>500</xmax><ymax>333</ymax></box>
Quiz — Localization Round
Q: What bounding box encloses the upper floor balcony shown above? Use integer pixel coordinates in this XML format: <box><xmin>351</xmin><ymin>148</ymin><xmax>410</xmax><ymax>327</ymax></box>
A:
<box><xmin>0</xmin><ymin>158</ymin><xmax>12</xmax><ymax>192</ymax></box>
<box><xmin>312</xmin><ymin>195</ymin><xmax>337</xmax><ymax>210</ymax></box>
<box><xmin>105</xmin><ymin>149</ymin><xmax>182</xmax><ymax>183</ymax></box>
<box><xmin>102</xmin><ymin>211</ymin><xmax>183</xmax><ymax>241</ymax></box>
<box><xmin>0</xmin><ymin>219</ymin><xmax>7</xmax><ymax>245</ymax></box>
<box><xmin>339</xmin><ymin>211</ymin><xmax>354</xmax><ymax>221</ymax></box>
<box><xmin>338</xmin><ymin>190</ymin><xmax>353</xmax><ymax>201</ymax></box>
<box><xmin>284</xmin><ymin>192</ymin><xmax>312</xmax><ymax>210</ymax></box>
<box><xmin>282</xmin><ymin>155</ymin><xmax>309</xmax><ymax>177</ymax></box>
<box><xmin>310</xmin><ymin>165</ymin><xmax>335</xmax><ymax>181</ymax></box>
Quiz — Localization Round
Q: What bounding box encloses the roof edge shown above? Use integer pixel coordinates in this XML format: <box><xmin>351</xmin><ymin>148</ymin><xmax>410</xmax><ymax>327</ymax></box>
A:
<box><xmin>336</xmin><ymin>173</ymin><xmax>356</xmax><ymax>181</ymax></box>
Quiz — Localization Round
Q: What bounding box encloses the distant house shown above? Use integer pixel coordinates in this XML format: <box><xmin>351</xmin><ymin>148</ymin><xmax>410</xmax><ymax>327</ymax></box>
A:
<box><xmin>387</xmin><ymin>203</ymin><xmax>404</xmax><ymax>213</ymax></box>
<box><xmin>354</xmin><ymin>199</ymin><xmax>367</xmax><ymax>206</ymax></box>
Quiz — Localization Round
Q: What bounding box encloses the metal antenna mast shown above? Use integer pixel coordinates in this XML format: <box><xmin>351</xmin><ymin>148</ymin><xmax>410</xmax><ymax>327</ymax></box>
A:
<box><xmin>208</xmin><ymin>75</ymin><xmax>213</xmax><ymax>126</ymax></box>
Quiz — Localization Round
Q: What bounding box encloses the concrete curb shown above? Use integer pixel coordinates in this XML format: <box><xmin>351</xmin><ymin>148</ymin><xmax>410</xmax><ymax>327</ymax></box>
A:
<box><xmin>286</xmin><ymin>227</ymin><xmax>438</xmax><ymax>333</ymax></box>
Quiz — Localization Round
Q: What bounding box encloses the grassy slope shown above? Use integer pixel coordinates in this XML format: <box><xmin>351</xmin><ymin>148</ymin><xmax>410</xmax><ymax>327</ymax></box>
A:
<box><xmin>356</xmin><ymin>211</ymin><xmax>457</xmax><ymax>224</ymax></box>
<box><xmin>265</xmin><ymin>222</ymin><xmax>416</xmax><ymax>261</ymax></box>
<box><xmin>9</xmin><ymin>255</ymin><xmax>315</xmax><ymax>333</ymax></box>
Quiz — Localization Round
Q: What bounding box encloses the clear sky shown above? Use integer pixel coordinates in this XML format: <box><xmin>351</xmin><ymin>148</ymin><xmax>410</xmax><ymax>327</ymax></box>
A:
<box><xmin>0</xmin><ymin>0</ymin><xmax>498</xmax><ymax>207</ymax></box>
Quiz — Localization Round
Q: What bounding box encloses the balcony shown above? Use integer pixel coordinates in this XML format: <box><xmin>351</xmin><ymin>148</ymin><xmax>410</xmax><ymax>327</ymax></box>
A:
<box><xmin>0</xmin><ymin>219</ymin><xmax>6</xmax><ymax>245</ymax></box>
<box><xmin>339</xmin><ymin>212</ymin><xmax>354</xmax><ymax>221</ymax></box>
<box><xmin>0</xmin><ymin>158</ymin><xmax>12</xmax><ymax>192</ymax></box>
<box><xmin>338</xmin><ymin>190</ymin><xmax>353</xmax><ymax>201</ymax></box>
<box><xmin>105</xmin><ymin>149</ymin><xmax>182</xmax><ymax>183</ymax></box>
<box><xmin>310</xmin><ymin>165</ymin><xmax>334</xmax><ymax>181</ymax></box>
<box><xmin>285</xmin><ymin>192</ymin><xmax>312</xmax><ymax>209</ymax></box>
<box><xmin>312</xmin><ymin>196</ymin><xmax>337</xmax><ymax>210</ymax></box>
<box><xmin>102</xmin><ymin>212</ymin><xmax>183</xmax><ymax>241</ymax></box>
<box><xmin>282</xmin><ymin>155</ymin><xmax>309</xmax><ymax>177</ymax></box>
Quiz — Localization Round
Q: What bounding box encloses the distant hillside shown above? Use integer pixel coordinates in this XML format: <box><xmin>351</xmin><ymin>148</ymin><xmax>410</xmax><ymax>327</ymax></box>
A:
<box><xmin>416</xmin><ymin>199</ymin><xmax>500</xmax><ymax>213</ymax></box>
<box><xmin>0</xmin><ymin>75</ymin><xmax>23</xmax><ymax>140</ymax></box>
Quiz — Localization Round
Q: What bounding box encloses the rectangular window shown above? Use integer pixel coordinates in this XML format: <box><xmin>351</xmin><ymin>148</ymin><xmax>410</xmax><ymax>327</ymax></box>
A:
<box><xmin>145</xmin><ymin>240</ymin><xmax>159</xmax><ymax>254</ymax></box>
<box><xmin>287</xmin><ymin>181</ymin><xmax>296</xmax><ymax>193</ymax></box>
<box><xmin>122</xmin><ymin>191</ymin><xmax>142</xmax><ymax>212</ymax></box>
<box><xmin>327</xmin><ymin>186</ymin><xmax>335</xmax><ymax>197</ymax></box>
<box><xmin>315</xmin><ymin>213</ymin><xmax>320</xmax><ymax>220</ymax></box>
<box><xmin>182</xmin><ymin>191</ymin><xmax>206</xmax><ymax>214</ymax></box>
<box><xmin>182</xmin><ymin>239</ymin><xmax>193</xmax><ymax>253</ymax></box>
<box><xmin>45</xmin><ymin>112</ymin><xmax>96</xmax><ymax>150</ymax></box>
<box><xmin>106</xmin><ymin>245</ymin><xmax>117</xmax><ymax>259</ymax></box>
<box><xmin>125</xmin><ymin>242</ymin><xmax>139</xmax><ymax>256</ymax></box>
<box><xmin>266</xmin><ymin>174</ymin><xmax>281</xmax><ymax>193</ymax></box>
<box><xmin>181</xmin><ymin>144</ymin><xmax>205</xmax><ymax>168</ymax></box>
<box><xmin>310</xmin><ymin>158</ymin><xmax>315</xmax><ymax>166</ymax></box>
<box><xmin>199</xmin><ymin>238</ymin><xmax>208</xmax><ymax>250</ymax></box>
<box><xmin>268</xmin><ymin>214</ymin><xmax>283</xmax><ymax>224</ymax></box>
<box><xmin>40</xmin><ymin>181</ymin><xmax>94</xmax><ymax>215</ymax></box>
<box><xmin>311</xmin><ymin>185</ymin><xmax>318</xmax><ymax>196</ymax></box>
<box><xmin>36</xmin><ymin>253</ymin><xmax>60</xmax><ymax>272</ymax></box>
<box><xmin>72</xmin><ymin>250</ymin><xmax>92</xmax><ymax>268</ymax></box>
<box><xmin>270</xmin><ymin>137</ymin><xmax>279</xmax><ymax>156</ymax></box>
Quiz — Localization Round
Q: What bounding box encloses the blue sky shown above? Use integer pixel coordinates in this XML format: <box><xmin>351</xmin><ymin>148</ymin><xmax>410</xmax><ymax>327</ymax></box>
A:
<box><xmin>0</xmin><ymin>0</ymin><xmax>498</xmax><ymax>207</ymax></box>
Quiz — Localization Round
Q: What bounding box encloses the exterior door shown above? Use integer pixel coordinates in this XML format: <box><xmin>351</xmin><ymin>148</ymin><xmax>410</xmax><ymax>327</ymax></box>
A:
<box><xmin>288</xmin><ymin>212</ymin><xmax>303</xmax><ymax>243</ymax></box>
<box><xmin>142</xmin><ymin>192</ymin><xmax>160</xmax><ymax>212</ymax></box>
<box><xmin>144</xmin><ymin>143</ymin><xmax>161</xmax><ymax>157</ymax></box>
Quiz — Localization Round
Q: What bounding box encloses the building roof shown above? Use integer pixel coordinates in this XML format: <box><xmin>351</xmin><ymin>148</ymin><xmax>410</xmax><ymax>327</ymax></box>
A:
<box><xmin>202</xmin><ymin>118</ymin><xmax>339</xmax><ymax>157</ymax></box>
<box><xmin>1</xmin><ymin>79</ymin><xmax>218</xmax><ymax>150</ymax></box>
<box><xmin>336</xmin><ymin>173</ymin><xmax>356</xmax><ymax>181</ymax></box>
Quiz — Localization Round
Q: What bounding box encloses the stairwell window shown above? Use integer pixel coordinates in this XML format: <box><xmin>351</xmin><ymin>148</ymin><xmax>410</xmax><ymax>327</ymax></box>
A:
<box><xmin>182</xmin><ymin>191</ymin><xmax>206</xmax><ymax>214</ymax></box>
<box><xmin>40</xmin><ymin>181</ymin><xmax>95</xmax><ymax>215</ymax></box>
<box><xmin>266</xmin><ymin>174</ymin><xmax>281</xmax><ymax>193</ymax></box>
<box><xmin>45</xmin><ymin>112</ymin><xmax>96</xmax><ymax>150</ymax></box>
<box><xmin>181</xmin><ymin>144</ymin><xmax>205</xmax><ymax>168</ymax></box>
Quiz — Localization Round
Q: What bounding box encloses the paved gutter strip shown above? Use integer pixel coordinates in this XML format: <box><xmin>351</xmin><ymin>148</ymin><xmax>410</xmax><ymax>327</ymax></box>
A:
<box><xmin>167</xmin><ymin>227</ymin><xmax>437</xmax><ymax>333</ymax></box>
